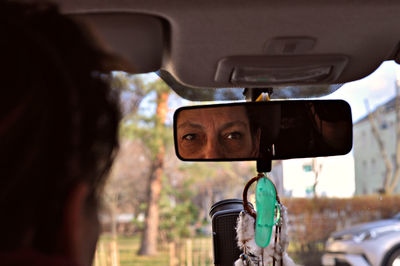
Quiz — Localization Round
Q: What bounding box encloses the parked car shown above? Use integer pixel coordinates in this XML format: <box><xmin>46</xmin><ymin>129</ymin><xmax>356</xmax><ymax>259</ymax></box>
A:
<box><xmin>322</xmin><ymin>213</ymin><xmax>400</xmax><ymax>266</ymax></box>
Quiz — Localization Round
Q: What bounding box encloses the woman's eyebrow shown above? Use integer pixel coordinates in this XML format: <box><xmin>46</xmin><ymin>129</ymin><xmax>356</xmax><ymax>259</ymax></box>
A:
<box><xmin>178</xmin><ymin>121</ymin><xmax>204</xmax><ymax>130</ymax></box>
<box><xmin>219</xmin><ymin>120</ymin><xmax>247</xmax><ymax>131</ymax></box>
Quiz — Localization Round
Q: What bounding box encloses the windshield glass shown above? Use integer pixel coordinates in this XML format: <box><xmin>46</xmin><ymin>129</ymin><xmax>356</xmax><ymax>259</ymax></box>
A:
<box><xmin>94</xmin><ymin>61</ymin><xmax>400</xmax><ymax>266</ymax></box>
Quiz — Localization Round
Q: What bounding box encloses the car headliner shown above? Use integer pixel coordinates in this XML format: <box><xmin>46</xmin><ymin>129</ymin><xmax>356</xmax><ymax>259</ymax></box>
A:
<box><xmin>55</xmin><ymin>0</ymin><xmax>400</xmax><ymax>93</ymax></box>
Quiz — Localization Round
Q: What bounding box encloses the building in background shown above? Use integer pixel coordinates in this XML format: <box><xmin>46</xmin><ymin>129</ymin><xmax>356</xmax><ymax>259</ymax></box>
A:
<box><xmin>353</xmin><ymin>98</ymin><xmax>400</xmax><ymax>195</ymax></box>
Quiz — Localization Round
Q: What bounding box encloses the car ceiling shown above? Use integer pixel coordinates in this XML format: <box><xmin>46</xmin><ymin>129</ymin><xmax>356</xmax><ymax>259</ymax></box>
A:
<box><xmin>57</xmin><ymin>0</ymin><xmax>400</xmax><ymax>90</ymax></box>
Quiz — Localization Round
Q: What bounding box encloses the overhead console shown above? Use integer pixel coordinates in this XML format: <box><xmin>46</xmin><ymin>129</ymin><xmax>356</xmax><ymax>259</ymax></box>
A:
<box><xmin>214</xmin><ymin>55</ymin><xmax>348</xmax><ymax>87</ymax></box>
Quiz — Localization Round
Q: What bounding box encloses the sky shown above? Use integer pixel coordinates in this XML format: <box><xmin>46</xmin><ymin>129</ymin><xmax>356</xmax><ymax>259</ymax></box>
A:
<box><xmin>323</xmin><ymin>60</ymin><xmax>400</xmax><ymax>122</ymax></box>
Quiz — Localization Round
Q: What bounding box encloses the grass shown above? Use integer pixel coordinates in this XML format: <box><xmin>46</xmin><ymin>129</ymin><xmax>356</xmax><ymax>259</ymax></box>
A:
<box><xmin>96</xmin><ymin>236</ymin><xmax>169</xmax><ymax>266</ymax></box>
<box><xmin>95</xmin><ymin>235</ymin><xmax>213</xmax><ymax>266</ymax></box>
<box><xmin>95</xmin><ymin>234</ymin><xmax>322</xmax><ymax>266</ymax></box>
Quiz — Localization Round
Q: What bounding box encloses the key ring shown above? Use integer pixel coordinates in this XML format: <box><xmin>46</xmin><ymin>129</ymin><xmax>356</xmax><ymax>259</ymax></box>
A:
<box><xmin>242</xmin><ymin>173</ymin><xmax>281</xmax><ymax>219</ymax></box>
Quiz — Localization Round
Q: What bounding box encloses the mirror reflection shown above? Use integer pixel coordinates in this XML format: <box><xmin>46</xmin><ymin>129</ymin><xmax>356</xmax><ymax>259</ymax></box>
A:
<box><xmin>176</xmin><ymin>105</ymin><xmax>260</xmax><ymax>159</ymax></box>
<box><xmin>174</xmin><ymin>100</ymin><xmax>352</xmax><ymax>161</ymax></box>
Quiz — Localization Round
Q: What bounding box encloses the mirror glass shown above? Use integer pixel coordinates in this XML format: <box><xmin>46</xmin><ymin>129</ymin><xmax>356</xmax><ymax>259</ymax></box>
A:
<box><xmin>173</xmin><ymin>100</ymin><xmax>352</xmax><ymax>161</ymax></box>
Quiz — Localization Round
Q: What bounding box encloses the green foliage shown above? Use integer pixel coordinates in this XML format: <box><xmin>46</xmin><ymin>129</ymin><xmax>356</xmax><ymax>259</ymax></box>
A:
<box><xmin>117</xmin><ymin>77</ymin><xmax>173</xmax><ymax>159</ymax></box>
<box><xmin>159</xmin><ymin>175</ymin><xmax>199</xmax><ymax>241</ymax></box>
<box><xmin>111</xmin><ymin>72</ymin><xmax>150</xmax><ymax>116</ymax></box>
<box><xmin>139</xmin><ymin>202</ymin><xmax>148</xmax><ymax>212</ymax></box>
<box><xmin>120</xmin><ymin>116</ymin><xmax>173</xmax><ymax>158</ymax></box>
<box><xmin>131</xmin><ymin>218</ymin><xmax>145</xmax><ymax>231</ymax></box>
<box><xmin>178</xmin><ymin>161</ymin><xmax>256</xmax><ymax>196</ymax></box>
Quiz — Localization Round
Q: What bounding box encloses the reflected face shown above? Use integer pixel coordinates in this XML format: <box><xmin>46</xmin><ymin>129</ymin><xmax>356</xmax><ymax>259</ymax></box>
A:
<box><xmin>176</xmin><ymin>106</ymin><xmax>260</xmax><ymax>159</ymax></box>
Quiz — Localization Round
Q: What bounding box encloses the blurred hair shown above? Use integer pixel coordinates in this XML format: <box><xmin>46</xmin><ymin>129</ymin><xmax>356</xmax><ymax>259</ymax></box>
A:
<box><xmin>245</xmin><ymin>103</ymin><xmax>281</xmax><ymax>139</ymax></box>
<box><xmin>0</xmin><ymin>1</ymin><xmax>122</xmax><ymax>252</ymax></box>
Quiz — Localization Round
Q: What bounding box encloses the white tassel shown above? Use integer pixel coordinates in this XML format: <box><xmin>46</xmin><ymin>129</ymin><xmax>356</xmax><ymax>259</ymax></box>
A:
<box><xmin>282</xmin><ymin>253</ymin><xmax>298</xmax><ymax>266</ymax></box>
<box><xmin>236</xmin><ymin>212</ymin><xmax>262</xmax><ymax>258</ymax></box>
<box><xmin>279</xmin><ymin>205</ymin><xmax>290</xmax><ymax>251</ymax></box>
<box><xmin>235</xmin><ymin>204</ymin><xmax>300</xmax><ymax>266</ymax></box>
<box><xmin>234</xmin><ymin>258</ymin><xmax>245</xmax><ymax>266</ymax></box>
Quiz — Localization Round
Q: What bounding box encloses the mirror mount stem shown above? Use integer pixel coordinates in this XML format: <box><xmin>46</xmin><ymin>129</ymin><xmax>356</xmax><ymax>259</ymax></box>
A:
<box><xmin>257</xmin><ymin>158</ymin><xmax>272</xmax><ymax>173</ymax></box>
<box><xmin>247</xmin><ymin>88</ymin><xmax>274</xmax><ymax>173</ymax></box>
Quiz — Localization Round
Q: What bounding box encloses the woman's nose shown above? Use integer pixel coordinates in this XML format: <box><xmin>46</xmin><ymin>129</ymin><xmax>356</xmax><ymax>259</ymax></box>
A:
<box><xmin>203</xmin><ymin>137</ymin><xmax>222</xmax><ymax>159</ymax></box>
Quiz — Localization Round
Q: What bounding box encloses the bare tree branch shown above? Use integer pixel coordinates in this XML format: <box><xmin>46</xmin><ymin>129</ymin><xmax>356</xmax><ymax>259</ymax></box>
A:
<box><xmin>364</xmin><ymin>99</ymin><xmax>393</xmax><ymax>193</ymax></box>
<box><xmin>312</xmin><ymin>158</ymin><xmax>323</xmax><ymax>198</ymax></box>
<box><xmin>388</xmin><ymin>77</ymin><xmax>400</xmax><ymax>194</ymax></box>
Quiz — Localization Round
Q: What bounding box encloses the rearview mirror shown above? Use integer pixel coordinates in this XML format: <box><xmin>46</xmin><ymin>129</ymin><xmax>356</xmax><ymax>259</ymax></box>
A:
<box><xmin>173</xmin><ymin>100</ymin><xmax>352</xmax><ymax>161</ymax></box>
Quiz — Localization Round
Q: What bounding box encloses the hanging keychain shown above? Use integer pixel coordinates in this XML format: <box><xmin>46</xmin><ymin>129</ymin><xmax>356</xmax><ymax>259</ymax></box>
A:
<box><xmin>234</xmin><ymin>173</ymin><xmax>297</xmax><ymax>266</ymax></box>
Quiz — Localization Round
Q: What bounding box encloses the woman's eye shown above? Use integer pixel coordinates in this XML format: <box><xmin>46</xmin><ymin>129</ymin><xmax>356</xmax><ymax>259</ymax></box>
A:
<box><xmin>182</xmin><ymin>134</ymin><xmax>196</xmax><ymax>141</ymax></box>
<box><xmin>226</xmin><ymin>132</ymin><xmax>242</xmax><ymax>140</ymax></box>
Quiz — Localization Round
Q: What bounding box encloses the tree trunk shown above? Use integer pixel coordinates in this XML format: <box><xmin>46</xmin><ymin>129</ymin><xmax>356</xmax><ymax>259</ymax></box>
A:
<box><xmin>138</xmin><ymin>91</ymin><xmax>169</xmax><ymax>255</ymax></box>
<box><xmin>110</xmin><ymin>199</ymin><xmax>117</xmax><ymax>241</ymax></box>
<box><xmin>138</xmin><ymin>152</ymin><xmax>164</xmax><ymax>255</ymax></box>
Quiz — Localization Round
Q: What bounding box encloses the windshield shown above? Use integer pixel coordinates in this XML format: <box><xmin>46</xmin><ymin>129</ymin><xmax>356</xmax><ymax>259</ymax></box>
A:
<box><xmin>94</xmin><ymin>60</ymin><xmax>400</xmax><ymax>266</ymax></box>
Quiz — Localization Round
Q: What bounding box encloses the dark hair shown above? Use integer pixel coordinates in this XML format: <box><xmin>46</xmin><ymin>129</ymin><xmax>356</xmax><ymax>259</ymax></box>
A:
<box><xmin>245</xmin><ymin>103</ymin><xmax>281</xmax><ymax>138</ymax></box>
<box><xmin>0</xmin><ymin>1</ymin><xmax>121</xmax><ymax>252</ymax></box>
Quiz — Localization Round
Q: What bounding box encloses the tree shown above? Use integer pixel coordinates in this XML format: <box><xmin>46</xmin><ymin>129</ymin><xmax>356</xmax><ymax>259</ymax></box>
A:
<box><xmin>134</xmin><ymin>80</ymin><xmax>171</xmax><ymax>255</ymax></box>
<box><xmin>102</xmin><ymin>73</ymin><xmax>149</xmax><ymax>239</ymax></box>
<box><xmin>158</xmin><ymin>172</ymin><xmax>199</xmax><ymax>242</ymax></box>
<box><xmin>311</xmin><ymin>158</ymin><xmax>323</xmax><ymax>198</ymax></box>
<box><xmin>110</xmin><ymin>74</ymin><xmax>180</xmax><ymax>254</ymax></box>
<box><xmin>104</xmin><ymin>140</ymin><xmax>151</xmax><ymax>235</ymax></box>
<box><xmin>178</xmin><ymin>161</ymin><xmax>256</xmax><ymax>222</ymax></box>
<box><xmin>111</xmin><ymin>72</ymin><xmax>147</xmax><ymax>116</ymax></box>
<box><xmin>106</xmin><ymin>73</ymin><xmax>259</xmax><ymax>254</ymax></box>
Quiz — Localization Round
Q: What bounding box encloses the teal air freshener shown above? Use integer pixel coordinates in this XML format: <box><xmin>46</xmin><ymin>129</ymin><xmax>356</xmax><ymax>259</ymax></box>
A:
<box><xmin>255</xmin><ymin>177</ymin><xmax>280</xmax><ymax>247</ymax></box>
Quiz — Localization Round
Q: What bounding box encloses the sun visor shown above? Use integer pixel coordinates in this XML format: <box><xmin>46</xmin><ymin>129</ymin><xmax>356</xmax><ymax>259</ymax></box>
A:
<box><xmin>72</xmin><ymin>13</ymin><xmax>165</xmax><ymax>73</ymax></box>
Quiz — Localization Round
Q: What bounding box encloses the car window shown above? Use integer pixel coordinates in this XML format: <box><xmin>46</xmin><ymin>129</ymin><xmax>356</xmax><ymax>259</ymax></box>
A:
<box><xmin>94</xmin><ymin>61</ymin><xmax>400</xmax><ymax>266</ymax></box>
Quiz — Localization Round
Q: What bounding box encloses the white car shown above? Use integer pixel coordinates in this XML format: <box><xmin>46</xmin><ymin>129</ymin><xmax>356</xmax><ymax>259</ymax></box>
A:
<box><xmin>323</xmin><ymin>214</ymin><xmax>400</xmax><ymax>266</ymax></box>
